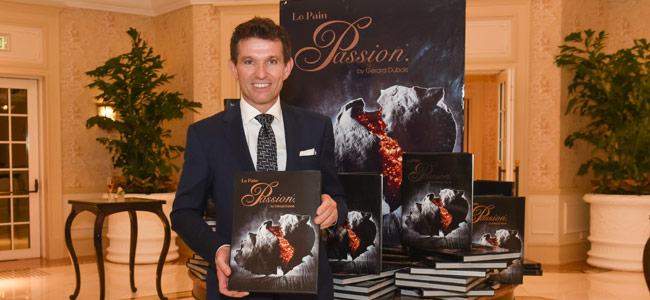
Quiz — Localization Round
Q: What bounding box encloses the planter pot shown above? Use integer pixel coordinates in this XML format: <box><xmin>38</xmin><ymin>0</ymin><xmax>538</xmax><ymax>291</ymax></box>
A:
<box><xmin>105</xmin><ymin>192</ymin><xmax>179</xmax><ymax>264</ymax></box>
<box><xmin>584</xmin><ymin>193</ymin><xmax>650</xmax><ymax>271</ymax></box>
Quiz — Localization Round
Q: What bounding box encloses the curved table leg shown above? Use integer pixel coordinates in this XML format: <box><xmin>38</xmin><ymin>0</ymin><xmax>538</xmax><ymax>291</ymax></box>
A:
<box><xmin>128</xmin><ymin>210</ymin><xmax>138</xmax><ymax>293</ymax></box>
<box><xmin>154</xmin><ymin>207</ymin><xmax>170</xmax><ymax>300</ymax></box>
<box><xmin>94</xmin><ymin>212</ymin><xmax>107</xmax><ymax>300</ymax></box>
<box><xmin>64</xmin><ymin>209</ymin><xmax>81</xmax><ymax>300</ymax></box>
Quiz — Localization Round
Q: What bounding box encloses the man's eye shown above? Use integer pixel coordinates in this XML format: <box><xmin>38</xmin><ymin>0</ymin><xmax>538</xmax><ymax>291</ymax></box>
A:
<box><xmin>243</xmin><ymin>60</ymin><xmax>254</xmax><ymax>65</ymax></box>
<box><xmin>268</xmin><ymin>59</ymin><xmax>278</xmax><ymax>64</ymax></box>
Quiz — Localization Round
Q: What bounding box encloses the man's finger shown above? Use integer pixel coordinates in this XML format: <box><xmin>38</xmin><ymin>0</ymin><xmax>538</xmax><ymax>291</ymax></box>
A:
<box><xmin>216</xmin><ymin>247</ymin><xmax>249</xmax><ymax>298</ymax></box>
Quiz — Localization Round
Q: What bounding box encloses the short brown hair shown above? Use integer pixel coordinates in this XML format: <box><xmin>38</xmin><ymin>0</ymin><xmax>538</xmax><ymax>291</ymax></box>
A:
<box><xmin>230</xmin><ymin>17</ymin><xmax>292</xmax><ymax>64</ymax></box>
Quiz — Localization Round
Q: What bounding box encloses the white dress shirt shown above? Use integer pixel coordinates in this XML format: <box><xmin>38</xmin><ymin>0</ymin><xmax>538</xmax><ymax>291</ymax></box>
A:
<box><xmin>239</xmin><ymin>98</ymin><xmax>287</xmax><ymax>171</ymax></box>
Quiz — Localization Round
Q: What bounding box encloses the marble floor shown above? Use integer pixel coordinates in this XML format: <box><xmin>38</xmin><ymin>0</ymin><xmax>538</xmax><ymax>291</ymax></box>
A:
<box><xmin>0</xmin><ymin>257</ymin><xmax>648</xmax><ymax>300</ymax></box>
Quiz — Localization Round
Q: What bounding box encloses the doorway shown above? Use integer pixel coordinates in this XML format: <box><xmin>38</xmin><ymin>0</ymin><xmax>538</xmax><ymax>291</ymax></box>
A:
<box><xmin>0</xmin><ymin>77</ymin><xmax>41</xmax><ymax>260</ymax></box>
<box><xmin>465</xmin><ymin>70</ymin><xmax>515</xmax><ymax>182</ymax></box>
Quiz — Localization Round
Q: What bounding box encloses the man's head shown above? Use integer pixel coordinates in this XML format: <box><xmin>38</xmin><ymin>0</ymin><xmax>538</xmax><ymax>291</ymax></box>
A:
<box><xmin>230</xmin><ymin>17</ymin><xmax>292</xmax><ymax>65</ymax></box>
<box><xmin>228</xmin><ymin>17</ymin><xmax>294</xmax><ymax>113</ymax></box>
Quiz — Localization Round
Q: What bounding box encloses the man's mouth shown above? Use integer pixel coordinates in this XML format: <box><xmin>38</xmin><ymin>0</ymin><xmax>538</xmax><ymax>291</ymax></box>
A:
<box><xmin>253</xmin><ymin>83</ymin><xmax>271</xmax><ymax>88</ymax></box>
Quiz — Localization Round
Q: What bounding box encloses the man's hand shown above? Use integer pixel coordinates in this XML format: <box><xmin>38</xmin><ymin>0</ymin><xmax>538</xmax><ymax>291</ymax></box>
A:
<box><xmin>215</xmin><ymin>246</ymin><xmax>249</xmax><ymax>298</ymax></box>
<box><xmin>314</xmin><ymin>194</ymin><xmax>338</xmax><ymax>229</ymax></box>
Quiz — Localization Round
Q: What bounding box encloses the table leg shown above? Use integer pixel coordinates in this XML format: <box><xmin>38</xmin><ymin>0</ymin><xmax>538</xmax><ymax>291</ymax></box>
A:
<box><xmin>128</xmin><ymin>210</ymin><xmax>138</xmax><ymax>293</ymax></box>
<box><xmin>94</xmin><ymin>212</ymin><xmax>107</xmax><ymax>300</ymax></box>
<box><xmin>155</xmin><ymin>208</ymin><xmax>170</xmax><ymax>300</ymax></box>
<box><xmin>64</xmin><ymin>209</ymin><xmax>81</xmax><ymax>300</ymax></box>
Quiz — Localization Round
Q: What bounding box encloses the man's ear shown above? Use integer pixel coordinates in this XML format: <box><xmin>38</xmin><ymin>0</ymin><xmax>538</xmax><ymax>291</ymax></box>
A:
<box><xmin>283</xmin><ymin>58</ymin><xmax>294</xmax><ymax>80</ymax></box>
<box><xmin>228</xmin><ymin>60</ymin><xmax>238</xmax><ymax>78</ymax></box>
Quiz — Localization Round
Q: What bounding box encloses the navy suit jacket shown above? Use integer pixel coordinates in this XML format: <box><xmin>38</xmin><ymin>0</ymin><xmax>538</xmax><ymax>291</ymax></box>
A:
<box><xmin>171</xmin><ymin>102</ymin><xmax>347</xmax><ymax>300</ymax></box>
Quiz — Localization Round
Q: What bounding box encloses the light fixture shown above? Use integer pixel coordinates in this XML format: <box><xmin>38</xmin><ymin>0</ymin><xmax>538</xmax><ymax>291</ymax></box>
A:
<box><xmin>97</xmin><ymin>102</ymin><xmax>116</xmax><ymax>120</ymax></box>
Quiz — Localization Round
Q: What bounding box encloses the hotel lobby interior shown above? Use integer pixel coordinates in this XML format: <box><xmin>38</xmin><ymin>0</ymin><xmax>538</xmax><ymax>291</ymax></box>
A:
<box><xmin>1</xmin><ymin>0</ymin><xmax>649</xmax><ymax>299</ymax></box>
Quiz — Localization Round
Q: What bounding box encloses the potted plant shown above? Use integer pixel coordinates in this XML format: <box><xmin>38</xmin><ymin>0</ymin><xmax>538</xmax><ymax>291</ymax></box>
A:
<box><xmin>555</xmin><ymin>29</ymin><xmax>650</xmax><ymax>271</ymax></box>
<box><xmin>86</xmin><ymin>28</ymin><xmax>201</xmax><ymax>263</ymax></box>
<box><xmin>86</xmin><ymin>27</ymin><xmax>201</xmax><ymax>194</ymax></box>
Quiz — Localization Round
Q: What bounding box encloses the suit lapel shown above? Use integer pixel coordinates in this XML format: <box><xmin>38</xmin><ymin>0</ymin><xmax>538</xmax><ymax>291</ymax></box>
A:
<box><xmin>224</xmin><ymin>105</ymin><xmax>255</xmax><ymax>171</ymax></box>
<box><xmin>282</xmin><ymin>104</ymin><xmax>300</xmax><ymax>171</ymax></box>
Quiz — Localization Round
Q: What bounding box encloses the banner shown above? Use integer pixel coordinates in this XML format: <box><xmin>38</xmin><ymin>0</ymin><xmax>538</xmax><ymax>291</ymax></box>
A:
<box><xmin>281</xmin><ymin>0</ymin><xmax>466</xmax><ymax>245</ymax></box>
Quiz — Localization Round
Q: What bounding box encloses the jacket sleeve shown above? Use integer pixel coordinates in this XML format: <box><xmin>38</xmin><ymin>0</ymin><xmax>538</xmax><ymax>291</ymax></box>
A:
<box><xmin>170</xmin><ymin>124</ymin><xmax>220</xmax><ymax>267</ymax></box>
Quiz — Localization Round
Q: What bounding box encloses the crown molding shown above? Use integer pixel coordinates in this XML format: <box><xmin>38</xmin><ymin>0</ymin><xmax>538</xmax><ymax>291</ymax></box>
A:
<box><xmin>3</xmin><ymin>0</ymin><xmax>277</xmax><ymax>17</ymax></box>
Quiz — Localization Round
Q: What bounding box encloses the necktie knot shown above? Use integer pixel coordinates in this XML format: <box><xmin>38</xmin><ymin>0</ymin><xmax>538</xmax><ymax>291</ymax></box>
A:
<box><xmin>255</xmin><ymin>114</ymin><xmax>274</xmax><ymax>126</ymax></box>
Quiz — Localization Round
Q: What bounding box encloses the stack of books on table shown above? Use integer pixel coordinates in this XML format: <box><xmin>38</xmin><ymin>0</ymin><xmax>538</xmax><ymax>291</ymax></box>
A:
<box><xmin>332</xmin><ymin>268</ymin><xmax>401</xmax><ymax>300</ymax></box>
<box><xmin>393</xmin><ymin>246</ymin><xmax>516</xmax><ymax>299</ymax></box>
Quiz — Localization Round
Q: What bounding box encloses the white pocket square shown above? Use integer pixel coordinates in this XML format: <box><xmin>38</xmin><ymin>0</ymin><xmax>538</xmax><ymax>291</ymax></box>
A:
<box><xmin>299</xmin><ymin>148</ymin><xmax>317</xmax><ymax>156</ymax></box>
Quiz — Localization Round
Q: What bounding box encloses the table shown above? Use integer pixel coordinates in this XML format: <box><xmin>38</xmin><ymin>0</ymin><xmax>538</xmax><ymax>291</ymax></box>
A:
<box><xmin>64</xmin><ymin>197</ymin><xmax>171</xmax><ymax>300</ymax></box>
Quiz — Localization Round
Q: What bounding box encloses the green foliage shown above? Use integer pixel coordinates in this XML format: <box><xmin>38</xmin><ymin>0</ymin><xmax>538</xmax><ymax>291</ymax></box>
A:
<box><xmin>555</xmin><ymin>29</ymin><xmax>650</xmax><ymax>195</ymax></box>
<box><xmin>86</xmin><ymin>28</ymin><xmax>201</xmax><ymax>194</ymax></box>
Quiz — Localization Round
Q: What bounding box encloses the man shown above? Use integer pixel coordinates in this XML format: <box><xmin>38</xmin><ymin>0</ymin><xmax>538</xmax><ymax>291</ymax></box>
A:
<box><xmin>170</xmin><ymin>17</ymin><xmax>347</xmax><ymax>300</ymax></box>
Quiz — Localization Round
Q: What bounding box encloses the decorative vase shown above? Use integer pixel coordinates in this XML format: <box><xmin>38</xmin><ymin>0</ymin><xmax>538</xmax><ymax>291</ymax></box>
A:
<box><xmin>584</xmin><ymin>193</ymin><xmax>650</xmax><ymax>271</ymax></box>
<box><xmin>105</xmin><ymin>192</ymin><xmax>179</xmax><ymax>264</ymax></box>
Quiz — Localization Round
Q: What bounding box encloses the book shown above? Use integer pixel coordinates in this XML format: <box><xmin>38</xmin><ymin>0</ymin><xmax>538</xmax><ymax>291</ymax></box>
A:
<box><xmin>473</xmin><ymin>180</ymin><xmax>514</xmax><ymax>196</ymax></box>
<box><xmin>395</xmin><ymin>270</ymin><xmax>476</xmax><ymax>285</ymax></box>
<box><xmin>401</xmin><ymin>153</ymin><xmax>474</xmax><ymax>251</ymax></box>
<box><xmin>188</xmin><ymin>268</ymin><xmax>206</xmax><ymax>281</ymax></box>
<box><xmin>523</xmin><ymin>258</ymin><xmax>542</xmax><ymax>270</ymax></box>
<box><xmin>186</xmin><ymin>261</ymin><xmax>208</xmax><ymax>276</ymax></box>
<box><xmin>333</xmin><ymin>268</ymin><xmax>402</xmax><ymax>285</ymax></box>
<box><xmin>523</xmin><ymin>269</ymin><xmax>543</xmax><ymax>276</ymax></box>
<box><xmin>409</xmin><ymin>267</ymin><xmax>488</xmax><ymax>277</ymax></box>
<box><xmin>400</xmin><ymin>287</ymin><xmax>492</xmax><ymax>298</ymax></box>
<box><xmin>228</xmin><ymin>171</ymin><xmax>321</xmax><ymax>294</ymax></box>
<box><xmin>432</xmin><ymin>244</ymin><xmax>521</xmax><ymax>262</ymax></box>
<box><xmin>472</xmin><ymin>195</ymin><xmax>525</xmax><ymax>284</ymax></box>
<box><xmin>395</xmin><ymin>276</ymin><xmax>486</xmax><ymax>292</ymax></box>
<box><xmin>187</xmin><ymin>257</ymin><xmax>210</xmax><ymax>267</ymax></box>
<box><xmin>400</xmin><ymin>290</ymin><xmax>478</xmax><ymax>300</ymax></box>
<box><xmin>327</xmin><ymin>173</ymin><xmax>383</xmax><ymax>274</ymax></box>
<box><xmin>333</xmin><ymin>277</ymin><xmax>394</xmax><ymax>294</ymax></box>
<box><xmin>334</xmin><ymin>285</ymin><xmax>397</xmax><ymax>300</ymax></box>
<box><xmin>422</xmin><ymin>256</ymin><xmax>508</xmax><ymax>269</ymax></box>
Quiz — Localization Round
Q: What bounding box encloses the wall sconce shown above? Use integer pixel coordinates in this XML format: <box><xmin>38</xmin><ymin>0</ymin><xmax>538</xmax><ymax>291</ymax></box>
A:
<box><xmin>97</xmin><ymin>103</ymin><xmax>116</xmax><ymax>120</ymax></box>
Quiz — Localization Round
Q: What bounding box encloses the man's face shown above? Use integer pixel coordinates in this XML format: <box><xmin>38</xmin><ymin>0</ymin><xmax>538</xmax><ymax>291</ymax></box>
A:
<box><xmin>228</xmin><ymin>37</ymin><xmax>293</xmax><ymax>112</ymax></box>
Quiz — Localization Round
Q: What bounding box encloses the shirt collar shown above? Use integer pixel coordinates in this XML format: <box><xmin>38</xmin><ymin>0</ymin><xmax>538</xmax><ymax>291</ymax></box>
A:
<box><xmin>240</xmin><ymin>98</ymin><xmax>283</xmax><ymax>125</ymax></box>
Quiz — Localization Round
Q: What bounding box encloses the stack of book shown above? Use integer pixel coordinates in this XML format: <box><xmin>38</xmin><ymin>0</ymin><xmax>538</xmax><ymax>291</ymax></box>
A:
<box><xmin>523</xmin><ymin>258</ymin><xmax>543</xmax><ymax>276</ymax></box>
<box><xmin>394</xmin><ymin>252</ymin><xmax>509</xmax><ymax>299</ymax></box>
<box><xmin>333</xmin><ymin>268</ymin><xmax>401</xmax><ymax>300</ymax></box>
<box><xmin>186</xmin><ymin>214</ymin><xmax>216</xmax><ymax>281</ymax></box>
<box><xmin>186</xmin><ymin>254</ymin><xmax>210</xmax><ymax>281</ymax></box>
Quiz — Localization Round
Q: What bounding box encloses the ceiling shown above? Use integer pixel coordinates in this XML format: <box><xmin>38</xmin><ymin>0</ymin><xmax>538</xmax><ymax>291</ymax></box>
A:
<box><xmin>6</xmin><ymin>0</ymin><xmax>267</xmax><ymax>16</ymax></box>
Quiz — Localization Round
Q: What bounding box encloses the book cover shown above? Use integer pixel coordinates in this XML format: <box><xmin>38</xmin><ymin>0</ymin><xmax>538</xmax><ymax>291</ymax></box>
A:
<box><xmin>432</xmin><ymin>244</ymin><xmax>521</xmax><ymax>262</ymax></box>
<box><xmin>228</xmin><ymin>171</ymin><xmax>321</xmax><ymax>294</ymax></box>
<box><xmin>327</xmin><ymin>173</ymin><xmax>383</xmax><ymax>274</ymax></box>
<box><xmin>401</xmin><ymin>153</ymin><xmax>474</xmax><ymax>250</ymax></box>
<box><xmin>280</xmin><ymin>0</ymin><xmax>466</xmax><ymax>247</ymax></box>
<box><xmin>472</xmin><ymin>195</ymin><xmax>525</xmax><ymax>284</ymax></box>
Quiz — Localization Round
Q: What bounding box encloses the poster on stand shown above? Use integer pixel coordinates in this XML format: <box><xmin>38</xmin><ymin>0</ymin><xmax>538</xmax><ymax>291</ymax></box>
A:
<box><xmin>281</xmin><ymin>0</ymin><xmax>466</xmax><ymax>245</ymax></box>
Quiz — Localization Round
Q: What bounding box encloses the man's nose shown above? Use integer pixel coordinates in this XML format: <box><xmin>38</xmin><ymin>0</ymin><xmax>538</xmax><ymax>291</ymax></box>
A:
<box><xmin>254</xmin><ymin>64</ymin><xmax>267</xmax><ymax>78</ymax></box>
